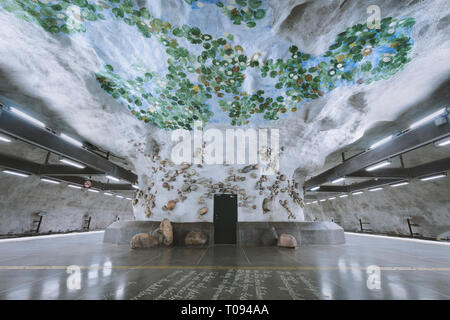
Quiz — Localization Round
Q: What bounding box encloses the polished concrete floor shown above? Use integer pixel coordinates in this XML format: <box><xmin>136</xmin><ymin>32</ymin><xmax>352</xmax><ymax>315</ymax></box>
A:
<box><xmin>0</xmin><ymin>231</ymin><xmax>449</xmax><ymax>300</ymax></box>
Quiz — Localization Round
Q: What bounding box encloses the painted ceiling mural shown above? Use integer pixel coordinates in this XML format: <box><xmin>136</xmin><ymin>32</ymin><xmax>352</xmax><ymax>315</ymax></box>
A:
<box><xmin>0</xmin><ymin>0</ymin><xmax>416</xmax><ymax>130</ymax></box>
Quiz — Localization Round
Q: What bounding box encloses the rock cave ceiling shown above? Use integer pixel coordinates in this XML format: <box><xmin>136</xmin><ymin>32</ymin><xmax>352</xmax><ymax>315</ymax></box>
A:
<box><xmin>0</xmin><ymin>0</ymin><xmax>415</xmax><ymax>130</ymax></box>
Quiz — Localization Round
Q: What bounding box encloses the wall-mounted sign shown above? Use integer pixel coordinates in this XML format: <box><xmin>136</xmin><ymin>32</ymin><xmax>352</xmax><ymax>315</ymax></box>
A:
<box><xmin>83</xmin><ymin>180</ymin><xmax>92</xmax><ymax>189</ymax></box>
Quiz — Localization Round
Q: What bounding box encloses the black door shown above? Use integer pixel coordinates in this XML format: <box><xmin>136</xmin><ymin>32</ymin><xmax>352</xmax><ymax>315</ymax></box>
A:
<box><xmin>214</xmin><ymin>194</ymin><xmax>237</xmax><ymax>244</ymax></box>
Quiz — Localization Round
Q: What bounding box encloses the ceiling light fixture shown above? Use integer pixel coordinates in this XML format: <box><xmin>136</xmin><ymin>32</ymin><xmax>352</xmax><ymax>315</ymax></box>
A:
<box><xmin>390</xmin><ymin>181</ymin><xmax>409</xmax><ymax>188</ymax></box>
<box><xmin>132</xmin><ymin>184</ymin><xmax>139</xmax><ymax>189</ymax></box>
<box><xmin>370</xmin><ymin>135</ymin><xmax>393</xmax><ymax>149</ymax></box>
<box><xmin>409</xmin><ymin>108</ymin><xmax>446</xmax><ymax>130</ymax></box>
<box><xmin>339</xmin><ymin>194</ymin><xmax>348</xmax><ymax>198</ymax></box>
<box><xmin>331</xmin><ymin>177</ymin><xmax>345</xmax><ymax>184</ymax></box>
<box><xmin>436</xmin><ymin>137</ymin><xmax>450</xmax><ymax>147</ymax></box>
<box><xmin>310</xmin><ymin>186</ymin><xmax>320</xmax><ymax>191</ymax></box>
<box><xmin>68</xmin><ymin>184</ymin><xmax>82</xmax><ymax>189</ymax></box>
<box><xmin>40</xmin><ymin>178</ymin><xmax>60</xmax><ymax>184</ymax></box>
<box><xmin>328</xmin><ymin>197</ymin><xmax>336</xmax><ymax>200</ymax></box>
<box><xmin>319</xmin><ymin>199</ymin><xmax>326</xmax><ymax>202</ymax></box>
<box><xmin>2</xmin><ymin>170</ymin><xmax>30</xmax><ymax>177</ymax></box>
<box><xmin>59</xmin><ymin>158</ymin><xmax>86</xmax><ymax>169</ymax></box>
<box><xmin>0</xmin><ymin>133</ymin><xmax>11</xmax><ymax>143</ymax></box>
<box><xmin>10</xmin><ymin>107</ymin><xmax>46</xmax><ymax>128</ymax></box>
<box><xmin>60</xmin><ymin>133</ymin><xmax>83</xmax><ymax>148</ymax></box>
<box><xmin>104</xmin><ymin>192</ymin><xmax>113</xmax><ymax>196</ymax></box>
<box><xmin>366</xmin><ymin>160</ymin><xmax>391</xmax><ymax>172</ymax></box>
<box><xmin>88</xmin><ymin>189</ymin><xmax>99</xmax><ymax>193</ymax></box>
<box><xmin>312</xmin><ymin>201</ymin><xmax>318</xmax><ymax>204</ymax></box>
<box><xmin>420</xmin><ymin>174</ymin><xmax>446</xmax><ymax>182</ymax></box>
<box><xmin>352</xmin><ymin>191</ymin><xmax>363</xmax><ymax>195</ymax></box>
<box><xmin>369</xmin><ymin>187</ymin><xmax>383</xmax><ymax>192</ymax></box>
<box><xmin>106</xmin><ymin>175</ymin><xmax>120</xmax><ymax>182</ymax></box>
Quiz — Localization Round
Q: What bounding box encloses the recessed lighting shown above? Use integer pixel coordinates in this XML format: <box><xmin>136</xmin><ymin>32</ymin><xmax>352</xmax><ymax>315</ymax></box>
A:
<box><xmin>366</xmin><ymin>160</ymin><xmax>391</xmax><ymax>172</ymax></box>
<box><xmin>369</xmin><ymin>187</ymin><xmax>383</xmax><ymax>192</ymax></box>
<box><xmin>310</xmin><ymin>186</ymin><xmax>320</xmax><ymax>191</ymax></box>
<box><xmin>104</xmin><ymin>192</ymin><xmax>113</xmax><ymax>196</ymax></box>
<box><xmin>420</xmin><ymin>174</ymin><xmax>446</xmax><ymax>182</ymax></box>
<box><xmin>106</xmin><ymin>175</ymin><xmax>120</xmax><ymax>182</ymax></box>
<box><xmin>68</xmin><ymin>184</ymin><xmax>82</xmax><ymax>189</ymax></box>
<box><xmin>390</xmin><ymin>181</ymin><xmax>409</xmax><ymax>187</ymax></box>
<box><xmin>436</xmin><ymin>137</ymin><xmax>450</xmax><ymax>147</ymax></box>
<box><xmin>331</xmin><ymin>177</ymin><xmax>345</xmax><ymax>184</ymax></box>
<box><xmin>370</xmin><ymin>135</ymin><xmax>393</xmax><ymax>149</ymax></box>
<box><xmin>339</xmin><ymin>194</ymin><xmax>348</xmax><ymax>198</ymax></box>
<box><xmin>0</xmin><ymin>133</ymin><xmax>11</xmax><ymax>143</ymax></box>
<box><xmin>59</xmin><ymin>158</ymin><xmax>86</xmax><ymax>169</ymax></box>
<box><xmin>60</xmin><ymin>133</ymin><xmax>83</xmax><ymax>148</ymax></box>
<box><xmin>2</xmin><ymin>170</ymin><xmax>29</xmax><ymax>177</ymax></box>
<box><xmin>352</xmin><ymin>191</ymin><xmax>363</xmax><ymax>195</ymax></box>
<box><xmin>40</xmin><ymin>178</ymin><xmax>60</xmax><ymax>184</ymax></box>
<box><xmin>10</xmin><ymin>107</ymin><xmax>46</xmax><ymax>128</ymax></box>
<box><xmin>410</xmin><ymin>108</ymin><xmax>446</xmax><ymax>130</ymax></box>
<box><xmin>88</xmin><ymin>189</ymin><xmax>99</xmax><ymax>193</ymax></box>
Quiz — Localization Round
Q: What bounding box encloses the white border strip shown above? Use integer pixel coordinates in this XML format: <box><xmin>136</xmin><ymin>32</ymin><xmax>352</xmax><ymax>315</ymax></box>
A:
<box><xmin>346</xmin><ymin>232</ymin><xmax>450</xmax><ymax>246</ymax></box>
<box><xmin>0</xmin><ymin>230</ymin><xmax>104</xmax><ymax>243</ymax></box>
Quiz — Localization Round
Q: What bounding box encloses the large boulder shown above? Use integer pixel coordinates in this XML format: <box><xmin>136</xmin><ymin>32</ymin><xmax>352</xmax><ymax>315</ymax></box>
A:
<box><xmin>277</xmin><ymin>234</ymin><xmax>297</xmax><ymax>248</ymax></box>
<box><xmin>130</xmin><ymin>233</ymin><xmax>159</xmax><ymax>249</ymax></box>
<box><xmin>159</xmin><ymin>218</ymin><xmax>173</xmax><ymax>246</ymax></box>
<box><xmin>185</xmin><ymin>230</ymin><xmax>208</xmax><ymax>246</ymax></box>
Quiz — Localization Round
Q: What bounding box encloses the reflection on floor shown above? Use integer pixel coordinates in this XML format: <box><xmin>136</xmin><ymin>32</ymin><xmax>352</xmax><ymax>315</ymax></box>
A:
<box><xmin>0</xmin><ymin>232</ymin><xmax>449</xmax><ymax>300</ymax></box>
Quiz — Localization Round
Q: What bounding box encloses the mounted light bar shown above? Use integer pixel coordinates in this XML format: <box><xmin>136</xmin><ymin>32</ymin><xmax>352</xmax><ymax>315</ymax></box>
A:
<box><xmin>435</xmin><ymin>137</ymin><xmax>450</xmax><ymax>147</ymax></box>
<box><xmin>390</xmin><ymin>181</ymin><xmax>409</xmax><ymax>188</ymax></box>
<box><xmin>331</xmin><ymin>177</ymin><xmax>345</xmax><ymax>184</ymax></box>
<box><xmin>352</xmin><ymin>191</ymin><xmax>363</xmax><ymax>195</ymax></box>
<box><xmin>409</xmin><ymin>108</ymin><xmax>446</xmax><ymax>130</ymax></box>
<box><xmin>59</xmin><ymin>158</ymin><xmax>86</xmax><ymax>169</ymax></box>
<box><xmin>366</xmin><ymin>160</ymin><xmax>391</xmax><ymax>172</ymax></box>
<box><xmin>106</xmin><ymin>175</ymin><xmax>120</xmax><ymax>182</ymax></box>
<box><xmin>339</xmin><ymin>194</ymin><xmax>348</xmax><ymax>198</ymax></box>
<box><xmin>420</xmin><ymin>174</ymin><xmax>446</xmax><ymax>181</ymax></box>
<box><xmin>10</xmin><ymin>107</ymin><xmax>46</xmax><ymax>128</ymax></box>
<box><xmin>2</xmin><ymin>169</ymin><xmax>30</xmax><ymax>177</ymax></box>
<box><xmin>60</xmin><ymin>133</ymin><xmax>83</xmax><ymax>148</ymax></box>
<box><xmin>310</xmin><ymin>186</ymin><xmax>320</xmax><ymax>191</ymax></box>
<box><xmin>369</xmin><ymin>187</ymin><xmax>383</xmax><ymax>192</ymax></box>
<box><xmin>0</xmin><ymin>133</ymin><xmax>11</xmax><ymax>143</ymax></box>
<box><xmin>369</xmin><ymin>135</ymin><xmax>393</xmax><ymax>150</ymax></box>
<box><xmin>68</xmin><ymin>184</ymin><xmax>82</xmax><ymax>189</ymax></box>
<box><xmin>306</xmin><ymin>202</ymin><xmax>311</xmax><ymax>205</ymax></box>
<box><xmin>40</xmin><ymin>178</ymin><xmax>60</xmax><ymax>184</ymax></box>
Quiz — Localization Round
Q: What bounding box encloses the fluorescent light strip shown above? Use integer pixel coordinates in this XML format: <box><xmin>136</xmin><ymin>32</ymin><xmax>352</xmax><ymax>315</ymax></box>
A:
<box><xmin>126</xmin><ymin>197</ymin><xmax>133</xmax><ymax>201</ymax></box>
<box><xmin>106</xmin><ymin>175</ymin><xmax>120</xmax><ymax>182</ymax></box>
<box><xmin>0</xmin><ymin>133</ymin><xmax>11</xmax><ymax>143</ymax></box>
<box><xmin>132</xmin><ymin>184</ymin><xmax>139</xmax><ymax>189</ymax></box>
<box><xmin>310</xmin><ymin>186</ymin><xmax>320</xmax><ymax>191</ymax></box>
<box><xmin>2</xmin><ymin>170</ymin><xmax>29</xmax><ymax>177</ymax></box>
<box><xmin>391</xmin><ymin>182</ymin><xmax>409</xmax><ymax>188</ymax></box>
<box><xmin>366</xmin><ymin>160</ymin><xmax>391</xmax><ymax>172</ymax></box>
<box><xmin>68</xmin><ymin>184</ymin><xmax>82</xmax><ymax>189</ymax></box>
<box><xmin>60</xmin><ymin>133</ymin><xmax>83</xmax><ymax>148</ymax></box>
<box><xmin>306</xmin><ymin>202</ymin><xmax>311</xmax><ymax>205</ymax></box>
<box><xmin>339</xmin><ymin>194</ymin><xmax>348</xmax><ymax>198</ymax></box>
<box><xmin>88</xmin><ymin>189</ymin><xmax>99</xmax><ymax>193</ymax></box>
<box><xmin>312</xmin><ymin>201</ymin><xmax>318</xmax><ymax>204</ymax></box>
<box><xmin>319</xmin><ymin>199</ymin><xmax>326</xmax><ymax>202</ymax></box>
<box><xmin>40</xmin><ymin>178</ymin><xmax>60</xmax><ymax>185</ymax></box>
<box><xmin>104</xmin><ymin>192</ymin><xmax>113</xmax><ymax>196</ymax></box>
<box><xmin>410</xmin><ymin>108</ymin><xmax>446</xmax><ymax>129</ymax></box>
<box><xmin>352</xmin><ymin>191</ymin><xmax>363</xmax><ymax>195</ymax></box>
<box><xmin>10</xmin><ymin>107</ymin><xmax>46</xmax><ymax>128</ymax></box>
<box><xmin>328</xmin><ymin>197</ymin><xmax>336</xmax><ymax>200</ymax></box>
<box><xmin>59</xmin><ymin>158</ymin><xmax>86</xmax><ymax>169</ymax></box>
<box><xmin>370</xmin><ymin>135</ymin><xmax>393</xmax><ymax>149</ymax></box>
<box><xmin>369</xmin><ymin>187</ymin><xmax>383</xmax><ymax>192</ymax></box>
<box><xmin>116</xmin><ymin>195</ymin><xmax>124</xmax><ymax>199</ymax></box>
<box><xmin>420</xmin><ymin>174</ymin><xmax>446</xmax><ymax>182</ymax></box>
<box><xmin>331</xmin><ymin>177</ymin><xmax>345</xmax><ymax>184</ymax></box>
<box><xmin>436</xmin><ymin>137</ymin><xmax>450</xmax><ymax>147</ymax></box>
